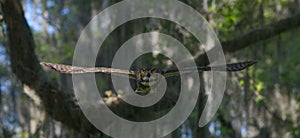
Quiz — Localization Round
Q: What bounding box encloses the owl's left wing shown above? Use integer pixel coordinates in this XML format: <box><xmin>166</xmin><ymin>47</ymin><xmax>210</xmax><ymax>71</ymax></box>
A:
<box><xmin>162</xmin><ymin>61</ymin><xmax>256</xmax><ymax>78</ymax></box>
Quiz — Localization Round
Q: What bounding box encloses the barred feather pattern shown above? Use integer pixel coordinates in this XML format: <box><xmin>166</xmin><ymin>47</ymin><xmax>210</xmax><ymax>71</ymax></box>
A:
<box><xmin>208</xmin><ymin>61</ymin><xmax>257</xmax><ymax>71</ymax></box>
<box><xmin>159</xmin><ymin>61</ymin><xmax>256</xmax><ymax>78</ymax></box>
<box><xmin>40</xmin><ymin>62</ymin><xmax>133</xmax><ymax>75</ymax></box>
<box><xmin>225</xmin><ymin>61</ymin><xmax>256</xmax><ymax>71</ymax></box>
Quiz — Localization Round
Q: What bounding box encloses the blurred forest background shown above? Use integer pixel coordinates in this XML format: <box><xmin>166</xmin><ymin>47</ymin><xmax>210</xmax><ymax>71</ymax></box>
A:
<box><xmin>0</xmin><ymin>0</ymin><xmax>300</xmax><ymax>137</ymax></box>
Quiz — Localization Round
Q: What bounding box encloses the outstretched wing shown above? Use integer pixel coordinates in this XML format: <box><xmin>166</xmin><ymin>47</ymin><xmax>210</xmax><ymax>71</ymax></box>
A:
<box><xmin>162</xmin><ymin>61</ymin><xmax>256</xmax><ymax>78</ymax></box>
<box><xmin>41</xmin><ymin>61</ymin><xmax>256</xmax><ymax>79</ymax></box>
<box><xmin>40</xmin><ymin>62</ymin><xmax>136</xmax><ymax>79</ymax></box>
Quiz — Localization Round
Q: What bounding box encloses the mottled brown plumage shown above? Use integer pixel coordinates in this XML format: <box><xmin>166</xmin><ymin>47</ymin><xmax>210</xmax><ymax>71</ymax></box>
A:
<box><xmin>40</xmin><ymin>61</ymin><xmax>256</xmax><ymax>86</ymax></box>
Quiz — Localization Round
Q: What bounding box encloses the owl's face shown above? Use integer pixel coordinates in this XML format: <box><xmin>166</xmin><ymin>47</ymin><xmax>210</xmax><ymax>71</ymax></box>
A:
<box><xmin>137</xmin><ymin>68</ymin><xmax>161</xmax><ymax>86</ymax></box>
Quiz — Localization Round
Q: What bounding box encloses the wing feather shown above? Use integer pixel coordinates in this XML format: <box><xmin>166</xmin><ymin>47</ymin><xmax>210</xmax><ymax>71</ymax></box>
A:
<box><xmin>40</xmin><ymin>61</ymin><xmax>256</xmax><ymax>80</ymax></box>
<box><xmin>40</xmin><ymin>62</ymin><xmax>136</xmax><ymax>79</ymax></box>
<box><xmin>162</xmin><ymin>61</ymin><xmax>256</xmax><ymax>78</ymax></box>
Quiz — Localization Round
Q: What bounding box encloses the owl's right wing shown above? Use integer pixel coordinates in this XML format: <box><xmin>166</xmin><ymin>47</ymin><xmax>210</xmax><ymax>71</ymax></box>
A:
<box><xmin>40</xmin><ymin>62</ymin><xmax>136</xmax><ymax>80</ymax></box>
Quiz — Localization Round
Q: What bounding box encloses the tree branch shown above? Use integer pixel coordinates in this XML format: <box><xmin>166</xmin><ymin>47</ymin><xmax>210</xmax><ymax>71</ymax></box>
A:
<box><xmin>195</xmin><ymin>13</ymin><xmax>300</xmax><ymax>65</ymax></box>
<box><xmin>1</xmin><ymin>0</ymin><xmax>98</xmax><ymax>134</ymax></box>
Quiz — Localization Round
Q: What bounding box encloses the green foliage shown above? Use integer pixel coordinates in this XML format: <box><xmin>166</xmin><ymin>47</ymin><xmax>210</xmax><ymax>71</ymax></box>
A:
<box><xmin>239</xmin><ymin>79</ymin><xmax>244</xmax><ymax>85</ymax></box>
<box><xmin>290</xmin><ymin>123</ymin><xmax>300</xmax><ymax>138</ymax></box>
<box><xmin>0</xmin><ymin>65</ymin><xmax>4</xmax><ymax>74</ymax></box>
<box><xmin>220</xmin><ymin>125</ymin><xmax>233</xmax><ymax>137</ymax></box>
<box><xmin>1</xmin><ymin>0</ymin><xmax>299</xmax><ymax>137</ymax></box>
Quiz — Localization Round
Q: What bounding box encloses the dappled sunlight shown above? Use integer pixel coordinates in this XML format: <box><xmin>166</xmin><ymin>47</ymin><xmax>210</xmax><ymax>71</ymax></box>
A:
<box><xmin>1</xmin><ymin>0</ymin><xmax>300</xmax><ymax>137</ymax></box>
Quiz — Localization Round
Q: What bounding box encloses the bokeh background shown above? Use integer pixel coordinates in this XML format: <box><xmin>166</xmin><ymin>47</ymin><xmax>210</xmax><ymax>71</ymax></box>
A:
<box><xmin>0</xmin><ymin>0</ymin><xmax>300</xmax><ymax>137</ymax></box>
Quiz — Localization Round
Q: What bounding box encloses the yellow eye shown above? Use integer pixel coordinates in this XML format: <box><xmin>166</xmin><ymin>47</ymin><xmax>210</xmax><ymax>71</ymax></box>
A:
<box><xmin>140</xmin><ymin>69</ymin><xmax>146</xmax><ymax>76</ymax></box>
<box><xmin>151</xmin><ymin>70</ymin><xmax>157</xmax><ymax>74</ymax></box>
